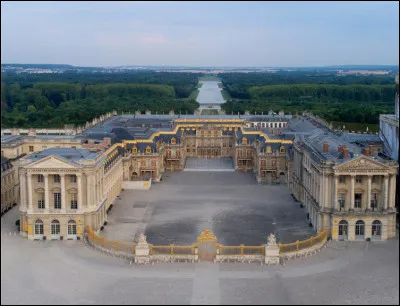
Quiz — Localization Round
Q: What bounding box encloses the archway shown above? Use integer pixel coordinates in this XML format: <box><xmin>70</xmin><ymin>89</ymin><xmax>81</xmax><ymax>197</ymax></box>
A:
<box><xmin>371</xmin><ymin>220</ymin><xmax>382</xmax><ymax>240</ymax></box>
<box><xmin>338</xmin><ymin>220</ymin><xmax>348</xmax><ymax>241</ymax></box>
<box><xmin>355</xmin><ymin>220</ymin><xmax>365</xmax><ymax>240</ymax></box>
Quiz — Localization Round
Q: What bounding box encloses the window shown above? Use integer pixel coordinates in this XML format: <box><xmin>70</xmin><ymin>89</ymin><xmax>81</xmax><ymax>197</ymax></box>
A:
<box><xmin>29</xmin><ymin>146</ymin><xmax>34</xmax><ymax>152</ymax></box>
<box><xmin>70</xmin><ymin>175</ymin><xmax>76</xmax><ymax>183</ymax></box>
<box><xmin>54</xmin><ymin>193</ymin><xmax>61</xmax><ymax>209</ymax></box>
<box><xmin>280</xmin><ymin>146</ymin><xmax>286</xmax><ymax>154</ymax></box>
<box><xmin>38</xmin><ymin>193</ymin><xmax>45</xmax><ymax>209</ymax></box>
<box><xmin>70</xmin><ymin>193</ymin><xmax>77</xmax><ymax>209</ymax></box>
<box><xmin>68</xmin><ymin>220</ymin><xmax>77</xmax><ymax>235</ymax></box>
<box><xmin>354</xmin><ymin>193</ymin><xmax>362</xmax><ymax>209</ymax></box>
<box><xmin>372</xmin><ymin>176</ymin><xmax>379</xmax><ymax>184</ymax></box>
<box><xmin>355</xmin><ymin>220</ymin><xmax>365</xmax><ymax>238</ymax></box>
<box><xmin>54</xmin><ymin>175</ymin><xmax>60</xmax><ymax>183</ymax></box>
<box><xmin>132</xmin><ymin>147</ymin><xmax>138</xmax><ymax>154</ymax></box>
<box><xmin>37</xmin><ymin>174</ymin><xmax>44</xmax><ymax>183</ymax></box>
<box><xmin>338</xmin><ymin>194</ymin><xmax>346</xmax><ymax>210</ymax></box>
<box><xmin>338</xmin><ymin>220</ymin><xmax>348</xmax><ymax>239</ymax></box>
<box><xmin>34</xmin><ymin>220</ymin><xmax>44</xmax><ymax>235</ymax></box>
<box><xmin>51</xmin><ymin>220</ymin><xmax>60</xmax><ymax>235</ymax></box>
<box><xmin>372</xmin><ymin>220</ymin><xmax>382</xmax><ymax>237</ymax></box>
<box><xmin>145</xmin><ymin>146</ymin><xmax>151</xmax><ymax>154</ymax></box>
<box><xmin>339</xmin><ymin>176</ymin><xmax>345</xmax><ymax>184</ymax></box>
<box><xmin>356</xmin><ymin>175</ymin><xmax>362</xmax><ymax>183</ymax></box>
<box><xmin>371</xmin><ymin>193</ymin><xmax>378</xmax><ymax>210</ymax></box>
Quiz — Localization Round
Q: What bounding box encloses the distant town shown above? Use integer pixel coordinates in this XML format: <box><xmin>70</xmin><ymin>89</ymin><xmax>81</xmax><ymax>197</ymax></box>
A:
<box><xmin>1</xmin><ymin>64</ymin><xmax>398</xmax><ymax>75</ymax></box>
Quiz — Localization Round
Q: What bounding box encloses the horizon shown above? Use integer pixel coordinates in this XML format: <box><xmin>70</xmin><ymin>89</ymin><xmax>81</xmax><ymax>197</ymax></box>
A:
<box><xmin>1</xmin><ymin>1</ymin><xmax>399</xmax><ymax>67</ymax></box>
<box><xmin>2</xmin><ymin>63</ymin><xmax>399</xmax><ymax>69</ymax></box>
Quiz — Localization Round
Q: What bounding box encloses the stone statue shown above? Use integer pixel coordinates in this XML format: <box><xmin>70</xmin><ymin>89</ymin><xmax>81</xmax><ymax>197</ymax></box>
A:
<box><xmin>267</xmin><ymin>233</ymin><xmax>277</xmax><ymax>246</ymax></box>
<box><xmin>138</xmin><ymin>233</ymin><xmax>147</xmax><ymax>245</ymax></box>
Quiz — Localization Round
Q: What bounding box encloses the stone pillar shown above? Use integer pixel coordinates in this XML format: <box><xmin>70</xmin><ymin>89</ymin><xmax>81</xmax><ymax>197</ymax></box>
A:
<box><xmin>135</xmin><ymin>233</ymin><xmax>150</xmax><ymax>264</ymax></box>
<box><xmin>332</xmin><ymin>175</ymin><xmax>338</xmax><ymax>211</ymax></box>
<box><xmin>366</xmin><ymin>175</ymin><xmax>372</xmax><ymax>211</ymax></box>
<box><xmin>350</xmin><ymin>175</ymin><xmax>355</xmax><ymax>210</ymax></box>
<box><xmin>60</xmin><ymin>174</ymin><xmax>66</xmax><ymax>212</ymax></box>
<box><xmin>382</xmin><ymin>175</ymin><xmax>389</xmax><ymax>210</ymax></box>
<box><xmin>44</xmin><ymin>173</ymin><xmax>49</xmax><ymax>213</ymax></box>
<box><xmin>87</xmin><ymin>174</ymin><xmax>93</xmax><ymax>207</ymax></box>
<box><xmin>388</xmin><ymin>174</ymin><xmax>396</xmax><ymax>210</ymax></box>
<box><xmin>265</xmin><ymin>234</ymin><xmax>280</xmax><ymax>265</ymax></box>
<box><xmin>20</xmin><ymin>173</ymin><xmax>27</xmax><ymax>211</ymax></box>
<box><xmin>77</xmin><ymin>173</ymin><xmax>82</xmax><ymax>212</ymax></box>
<box><xmin>27</xmin><ymin>173</ymin><xmax>33</xmax><ymax>213</ymax></box>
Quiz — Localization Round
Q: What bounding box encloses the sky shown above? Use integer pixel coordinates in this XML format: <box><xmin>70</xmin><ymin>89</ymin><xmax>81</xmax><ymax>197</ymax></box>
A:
<box><xmin>1</xmin><ymin>1</ymin><xmax>399</xmax><ymax>67</ymax></box>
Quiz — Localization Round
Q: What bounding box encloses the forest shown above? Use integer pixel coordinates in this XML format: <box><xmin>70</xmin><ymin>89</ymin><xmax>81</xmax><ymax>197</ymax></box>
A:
<box><xmin>1</xmin><ymin>72</ymin><xmax>200</xmax><ymax>128</ymax></box>
<box><xmin>219</xmin><ymin>72</ymin><xmax>397</xmax><ymax>124</ymax></box>
<box><xmin>1</xmin><ymin>70</ymin><xmax>398</xmax><ymax>128</ymax></box>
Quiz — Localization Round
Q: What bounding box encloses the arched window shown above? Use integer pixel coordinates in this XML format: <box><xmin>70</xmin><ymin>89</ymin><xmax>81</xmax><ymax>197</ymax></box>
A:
<box><xmin>51</xmin><ymin>220</ymin><xmax>60</xmax><ymax>235</ymax></box>
<box><xmin>372</xmin><ymin>220</ymin><xmax>382</xmax><ymax>239</ymax></box>
<box><xmin>171</xmin><ymin>137</ymin><xmax>176</xmax><ymax>145</ymax></box>
<box><xmin>355</xmin><ymin>220</ymin><xmax>365</xmax><ymax>240</ymax></box>
<box><xmin>132</xmin><ymin>146</ymin><xmax>138</xmax><ymax>154</ymax></box>
<box><xmin>338</xmin><ymin>220</ymin><xmax>348</xmax><ymax>240</ymax></box>
<box><xmin>242</xmin><ymin>137</ymin><xmax>247</xmax><ymax>145</ymax></box>
<box><xmin>266</xmin><ymin>146</ymin><xmax>272</xmax><ymax>154</ymax></box>
<box><xmin>34</xmin><ymin>219</ymin><xmax>44</xmax><ymax>235</ymax></box>
<box><xmin>68</xmin><ymin>220</ymin><xmax>77</xmax><ymax>236</ymax></box>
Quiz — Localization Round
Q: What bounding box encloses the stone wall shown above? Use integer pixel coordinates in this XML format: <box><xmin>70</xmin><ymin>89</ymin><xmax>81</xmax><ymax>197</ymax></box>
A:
<box><xmin>122</xmin><ymin>179</ymin><xmax>152</xmax><ymax>190</ymax></box>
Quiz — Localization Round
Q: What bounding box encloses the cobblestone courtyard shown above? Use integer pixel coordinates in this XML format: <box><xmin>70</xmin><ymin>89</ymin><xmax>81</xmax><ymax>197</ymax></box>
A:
<box><xmin>102</xmin><ymin>171</ymin><xmax>316</xmax><ymax>245</ymax></box>
<box><xmin>1</xmin><ymin>206</ymin><xmax>398</xmax><ymax>305</ymax></box>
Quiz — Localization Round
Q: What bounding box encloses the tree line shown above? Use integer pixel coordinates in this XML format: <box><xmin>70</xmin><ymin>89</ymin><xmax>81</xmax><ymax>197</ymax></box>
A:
<box><xmin>219</xmin><ymin>72</ymin><xmax>397</xmax><ymax>124</ymax></box>
<box><xmin>1</xmin><ymin>72</ymin><xmax>200</xmax><ymax>128</ymax></box>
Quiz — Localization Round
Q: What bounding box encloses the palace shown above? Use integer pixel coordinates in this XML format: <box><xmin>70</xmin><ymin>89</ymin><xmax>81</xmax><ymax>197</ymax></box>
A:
<box><xmin>1</xmin><ymin>110</ymin><xmax>398</xmax><ymax>242</ymax></box>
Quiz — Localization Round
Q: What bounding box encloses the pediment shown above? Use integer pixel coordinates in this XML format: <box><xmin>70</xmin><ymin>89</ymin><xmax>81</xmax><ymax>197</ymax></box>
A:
<box><xmin>28</xmin><ymin>156</ymin><xmax>78</xmax><ymax>169</ymax></box>
<box><xmin>334</xmin><ymin>156</ymin><xmax>388</xmax><ymax>172</ymax></box>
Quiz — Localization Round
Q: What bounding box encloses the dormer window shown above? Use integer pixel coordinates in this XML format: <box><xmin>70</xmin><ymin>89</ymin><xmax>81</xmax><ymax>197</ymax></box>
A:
<box><xmin>132</xmin><ymin>146</ymin><xmax>138</xmax><ymax>154</ymax></box>
<box><xmin>242</xmin><ymin>137</ymin><xmax>247</xmax><ymax>145</ymax></box>
<box><xmin>171</xmin><ymin>137</ymin><xmax>176</xmax><ymax>145</ymax></box>
<box><xmin>266</xmin><ymin>146</ymin><xmax>272</xmax><ymax>154</ymax></box>
<box><xmin>280</xmin><ymin>146</ymin><xmax>286</xmax><ymax>154</ymax></box>
<box><xmin>145</xmin><ymin>146</ymin><xmax>151</xmax><ymax>154</ymax></box>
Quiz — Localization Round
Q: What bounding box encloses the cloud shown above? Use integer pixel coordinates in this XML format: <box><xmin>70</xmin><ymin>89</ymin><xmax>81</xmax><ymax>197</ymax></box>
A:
<box><xmin>140</xmin><ymin>33</ymin><xmax>169</xmax><ymax>44</ymax></box>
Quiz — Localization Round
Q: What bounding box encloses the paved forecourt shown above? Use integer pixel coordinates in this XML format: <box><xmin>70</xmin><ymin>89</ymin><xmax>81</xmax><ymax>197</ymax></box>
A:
<box><xmin>103</xmin><ymin>171</ymin><xmax>316</xmax><ymax>245</ymax></box>
<box><xmin>1</xmin><ymin>206</ymin><xmax>398</xmax><ymax>305</ymax></box>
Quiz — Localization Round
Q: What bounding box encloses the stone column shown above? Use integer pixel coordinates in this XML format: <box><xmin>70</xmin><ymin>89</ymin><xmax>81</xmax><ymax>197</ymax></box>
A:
<box><xmin>350</xmin><ymin>175</ymin><xmax>355</xmax><ymax>210</ymax></box>
<box><xmin>20</xmin><ymin>173</ymin><xmax>27</xmax><ymax>211</ymax></box>
<box><xmin>366</xmin><ymin>175</ymin><xmax>372</xmax><ymax>211</ymax></box>
<box><xmin>388</xmin><ymin>174</ymin><xmax>396</xmax><ymax>210</ymax></box>
<box><xmin>77</xmin><ymin>173</ymin><xmax>82</xmax><ymax>212</ymax></box>
<box><xmin>332</xmin><ymin>175</ymin><xmax>338</xmax><ymax>211</ymax></box>
<box><xmin>87</xmin><ymin>173</ymin><xmax>93</xmax><ymax>207</ymax></box>
<box><xmin>44</xmin><ymin>173</ymin><xmax>50</xmax><ymax>213</ymax></box>
<box><xmin>382</xmin><ymin>175</ymin><xmax>389</xmax><ymax>210</ymax></box>
<box><xmin>60</xmin><ymin>173</ymin><xmax>66</xmax><ymax>212</ymax></box>
<box><xmin>27</xmin><ymin>173</ymin><xmax>33</xmax><ymax>213</ymax></box>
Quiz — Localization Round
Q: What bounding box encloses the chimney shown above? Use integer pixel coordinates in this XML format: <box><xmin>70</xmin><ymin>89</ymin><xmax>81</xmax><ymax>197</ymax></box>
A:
<box><xmin>369</xmin><ymin>144</ymin><xmax>375</xmax><ymax>155</ymax></box>
<box><xmin>343</xmin><ymin>146</ymin><xmax>349</xmax><ymax>158</ymax></box>
<box><xmin>103</xmin><ymin>137</ymin><xmax>111</xmax><ymax>145</ymax></box>
<box><xmin>323</xmin><ymin>142</ymin><xmax>329</xmax><ymax>153</ymax></box>
<box><xmin>338</xmin><ymin>145</ymin><xmax>343</xmax><ymax>152</ymax></box>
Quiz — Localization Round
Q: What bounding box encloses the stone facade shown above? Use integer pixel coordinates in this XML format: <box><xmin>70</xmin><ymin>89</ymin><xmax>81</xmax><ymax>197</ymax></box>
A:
<box><xmin>1</xmin><ymin>157</ymin><xmax>19</xmax><ymax>214</ymax></box>
<box><xmin>17</xmin><ymin>147</ymin><xmax>123</xmax><ymax>240</ymax></box>
<box><xmin>290</xmin><ymin>134</ymin><xmax>398</xmax><ymax>241</ymax></box>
